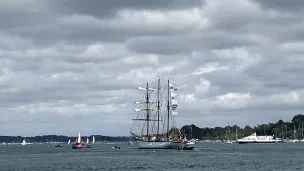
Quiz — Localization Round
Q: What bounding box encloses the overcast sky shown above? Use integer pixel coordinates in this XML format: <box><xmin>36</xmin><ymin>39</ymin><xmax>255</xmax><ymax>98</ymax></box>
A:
<box><xmin>0</xmin><ymin>0</ymin><xmax>303</xmax><ymax>136</ymax></box>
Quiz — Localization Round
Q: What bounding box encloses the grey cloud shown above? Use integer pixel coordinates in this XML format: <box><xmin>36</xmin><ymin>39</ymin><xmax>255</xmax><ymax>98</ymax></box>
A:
<box><xmin>242</xmin><ymin>55</ymin><xmax>304</xmax><ymax>95</ymax></box>
<box><xmin>251</xmin><ymin>0</ymin><xmax>304</xmax><ymax>12</ymax></box>
<box><xmin>8</xmin><ymin>14</ymin><xmax>189</xmax><ymax>47</ymax></box>
<box><xmin>2</xmin><ymin>0</ymin><xmax>205</xmax><ymax>47</ymax></box>
<box><xmin>126</xmin><ymin>31</ymin><xmax>258</xmax><ymax>55</ymax></box>
<box><xmin>0</xmin><ymin>0</ymin><xmax>304</xmax><ymax>135</ymax></box>
<box><xmin>0</xmin><ymin>1</ymin><xmax>50</xmax><ymax>29</ymax></box>
<box><xmin>45</xmin><ymin>0</ymin><xmax>204</xmax><ymax>18</ymax></box>
<box><xmin>201</xmin><ymin>70</ymin><xmax>251</xmax><ymax>95</ymax></box>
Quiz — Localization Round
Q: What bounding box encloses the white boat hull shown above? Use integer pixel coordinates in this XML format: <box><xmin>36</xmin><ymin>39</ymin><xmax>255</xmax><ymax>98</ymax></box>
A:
<box><xmin>136</xmin><ymin>140</ymin><xmax>182</xmax><ymax>149</ymax></box>
<box><xmin>237</xmin><ymin>140</ymin><xmax>281</xmax><ymax>144</ymax></box>
<box><xmin>187</xmin><ymin>141</ymin><xmax>195</xmax><ymax>145</ymax></box>
<box><xmin>237</xmin><ymin>132</ymin><xmax>282</xmax><ymax>144</ymax></box>
<box><xmin>224</xmin><ymin>141</ymin><xmax>233</xmax><ymax>144</ymax></box>
<box><xmin>185</xmin><ymin>142</ymin><xmax>195</xmax><ymax>149</ymax></box>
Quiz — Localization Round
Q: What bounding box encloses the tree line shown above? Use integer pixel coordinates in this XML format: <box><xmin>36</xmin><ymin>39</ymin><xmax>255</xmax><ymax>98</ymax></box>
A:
<box><xmin>180</xmin><ymin>114</ymin><xmax>304</xmax><ymax>140</ymax></box>
<box><xmin>0</xmin><ymin>135</ymin><xmax>129</xmax><ymax>143</ymax></box>
<box><xmin>2</xmin><ymin>114</ymin><xmax>304</xmax><ymax>142</ymax></box>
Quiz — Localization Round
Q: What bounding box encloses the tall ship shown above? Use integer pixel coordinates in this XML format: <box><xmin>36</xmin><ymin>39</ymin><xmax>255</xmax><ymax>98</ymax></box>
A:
<box><xmin>130</xmin><ymin>78</ymin><xmax>183</xmax><ymax>149</ymax></box>
<box><xmin>237</xmin><ymin>132</ymin><xmax>282</xmax><ymax>144</ymax></box>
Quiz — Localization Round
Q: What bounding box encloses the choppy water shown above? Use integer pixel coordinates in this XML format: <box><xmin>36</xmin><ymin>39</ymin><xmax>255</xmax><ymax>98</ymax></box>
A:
<box><xmin>0</xmin><ymin>142</ymin><xmax>303</xmax><ymax>171</ymax></box>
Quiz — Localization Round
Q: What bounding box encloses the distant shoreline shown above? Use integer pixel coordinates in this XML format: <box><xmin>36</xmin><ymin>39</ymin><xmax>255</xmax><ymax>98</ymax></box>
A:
<box><xmin>0</xmin><ymin>135</ymin><xmax>131</xmax><ymax>143</ymax></box>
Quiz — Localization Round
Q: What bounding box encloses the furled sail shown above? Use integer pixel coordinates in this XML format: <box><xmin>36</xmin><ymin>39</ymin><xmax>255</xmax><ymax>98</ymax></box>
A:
<box><xmin>134</xmin><ymin>108</ymin><xmax>158</xmax><ymax>112</ymax></box>
<box><xmin>137</xmin><ymin>87</ymin><xmax>157</xmax><ymax>91</ymax></box>
<box><xmin>170</xmin><ymin>83</ymin><xmax>179</xmax><ymax>114</ymax></box>
<box><xmin>135</xmin><ymin>101</ymin><xmax>156</xmax><ymax>104</ymax></box>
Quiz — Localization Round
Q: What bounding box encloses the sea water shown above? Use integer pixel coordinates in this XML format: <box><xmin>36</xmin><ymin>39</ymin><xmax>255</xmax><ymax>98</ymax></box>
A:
<box><xmin>0</xmin><ymin>142</ymin><xmax>303</xmax><ymax>171</ymax></box>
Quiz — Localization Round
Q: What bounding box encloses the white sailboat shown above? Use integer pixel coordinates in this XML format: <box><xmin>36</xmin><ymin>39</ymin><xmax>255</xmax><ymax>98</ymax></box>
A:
<box><xmin>187</xmin><ymin>125</ymin><xmax>196</xmax><ymax>145</ymax></box>
<box><xmin>68</xmin><ymin>139</ymin><xmax>71</xmax><ymax>144</ymax></box>
<box><xmin>182</xmin><ymin>135</ymin><xmax>195</xmax><ymax>149</ymax></box>
<box><xmin>92</xmin><ymin>136</ymin><xmax>95</xmax><ymax>144</ymax></box>
<box><xmin>224</xmin><ymin>123</ymin><xmax>233</xmax><ymax>144</ymax></box>
<box><xmin>298</xmin><ymin>124</ymin><xmax>304</xmax><ymax>143</ymax></box>
<box><xmin>293</xmin><ymin>125</ymin><xmax>299</xmax><ymax>143</ymax></box>
<box><xmin>21</xmin><ymin>139</ymin><xmax>27</xmax><ymax>146</ymax></box>
<box><xmin>85</xmin><ymin>137</ymin><xmax>92</xmax><ymax>148</ymax></box>
<box><xmin>187</xmin><ymin>139</ymin><xmax>196</xmax><ymax>145</ymax></box>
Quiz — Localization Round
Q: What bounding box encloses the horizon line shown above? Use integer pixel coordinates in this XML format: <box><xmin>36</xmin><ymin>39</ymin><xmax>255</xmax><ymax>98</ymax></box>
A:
<box><xmin>0</xmin><ymin>134</ymin><xmax>130</xmax><ymax>137</ymax></box>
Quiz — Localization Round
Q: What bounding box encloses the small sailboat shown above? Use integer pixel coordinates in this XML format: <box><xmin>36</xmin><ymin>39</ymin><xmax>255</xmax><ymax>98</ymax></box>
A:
<box><xmin>184</xmin><ymin>136</ymin><xmax>195</xmax><ymax>149</ymax></box>
<box><xmin>128</xmin><ymin>136</ymin><xmax>133</xmax><ymax>145</ymax></box>
<box><xmin>187</xmin><ymin>139</ymin><xmax>196</xmax><ymax>145</ymax></box>
<box><xmin>68</xmin><ymin>139</ymin><xmax>71</xmax><ymax>144</ymax></box>
<box><xmin>21</xmin><ymin>139</ymin><xmax>27</xmax><ymax>146</ymax></box>
<box><xmin>224</xmin><ymin>123</ymin><xmax>233</xmax><ymax>144</ymax></box>
<box><xmin>72</xmin><ymin>132</ymin><xmax>83</xmax><ymax>149</ymax></box>
<box><xmin>292</xmin><ymin>125</ymin><xmax>299</xmax><ymax>143</ymax></box>
<box><xmin>224</xmin><ymin>138</ymin><xmax>233</xmax><ymax>144</ymax></box>
<box><xmin>86</xmin><ymin>137</ymin><xmax>92</xmax><ymax>148</ymax></box>
<box><xmin>173</xmin><ymin>136</ymin><xmax>194</xmax><ymax>150</ymax></box>
<box><xmin>92</xmin><ymin>136</ymin><xmax>95</xmax><ymax>144</ymax></box>
<box><xmin>186</xmin><ymin>125</ymin><xmax>196</xmax><ymax>145</ymax></box>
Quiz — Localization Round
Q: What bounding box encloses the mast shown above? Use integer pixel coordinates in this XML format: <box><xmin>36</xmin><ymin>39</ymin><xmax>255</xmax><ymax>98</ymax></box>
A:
<box><xmin>146</xmin><ymin>82</ymin><xmax>150</xmax><ymax>139</ymax></box>
<box><xmin>302</xmin><ymin>124</ymin><xmax>303</xmax><ymax>139</ymax></box>
<box><xmin>156</xmin><ymin>78</ymin><xmax>160</xmax><ymax>140</ymax></box>
<box><xmin>166</xmin><ymin>79</ymin><xmax>170</xmax><ymax>140</ymax></box>
<box><xmin>189</xmin><ymin>125</ymin><xmax>191</xmax><ymax>139</ymax></box>
<box><xmin>298</xmin><ymin>123</ymin><xmax>300</xmax><ymax>139</ymax></box>
<box><xmin>133</xmin><ymin>83</ymin><xmax>159</xmax><ymax>141</ymax></box>
<box><xmin>294</xmin><ymin>125</ymin><xmax>296</xmax><ymax>140</ymax></box>
<box><xmin>235</xmin><ymin>126</ymin><xmax>238</xmax><ymax>140</ymax></box>
<box><xmin>228</xmin><ymin>122</ymin><xmax>230</xmax><ymax>140</ymax></box>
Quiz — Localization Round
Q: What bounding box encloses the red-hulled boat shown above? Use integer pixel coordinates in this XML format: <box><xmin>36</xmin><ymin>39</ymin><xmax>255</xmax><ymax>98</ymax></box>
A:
<box><xmin>72</xmin><ymin>132</ymin><xmax>83</xmax><ymax>149</ymax></box>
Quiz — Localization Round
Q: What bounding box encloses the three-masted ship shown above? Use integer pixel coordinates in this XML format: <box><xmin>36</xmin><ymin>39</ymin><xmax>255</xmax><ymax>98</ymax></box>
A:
<box><xmin>130</xmin><ymin>78</ymin><xmax>183</xmax><ymax>149</ymax></box>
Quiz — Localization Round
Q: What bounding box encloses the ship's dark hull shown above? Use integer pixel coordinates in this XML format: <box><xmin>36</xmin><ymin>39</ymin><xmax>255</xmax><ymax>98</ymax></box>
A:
<box><xmin>237</xmin><ymin>141</ymin><xmax>281</xmax><ymax>144</ymax></box>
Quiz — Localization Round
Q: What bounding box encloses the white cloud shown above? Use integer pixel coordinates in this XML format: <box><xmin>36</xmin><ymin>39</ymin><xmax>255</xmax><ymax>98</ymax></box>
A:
<box><xmin>269</xmin><ymin>91</ymin><xmax>301</xmax><ymax>104</ymax></box>
<box><xmin>123</xmin><ymin>54</ymin><xmax>159</xmax><ymax>65</ymax></box>
<box><xmin>215</xmin><ymin>92</ymin><xmax>252</xmax><ymax>109</ymax></box>
<box><xmin>195</xmin><ymin>78</ymin><xmax>211</xmax><ymax>95</ymax></box>
<box><xmin>192</xmin><ymin>62</ymin><xmax>229</xmax><ymax>75</ymax></box>
<box><xmin>116</xmin><ymin>8</ymin><xmax>209</xmax><ymax>31</ymax></box>
<box><xmin>80</xmin><ymin>42</ymin><xmax>127</xmax><ymax>61</ymax></box>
